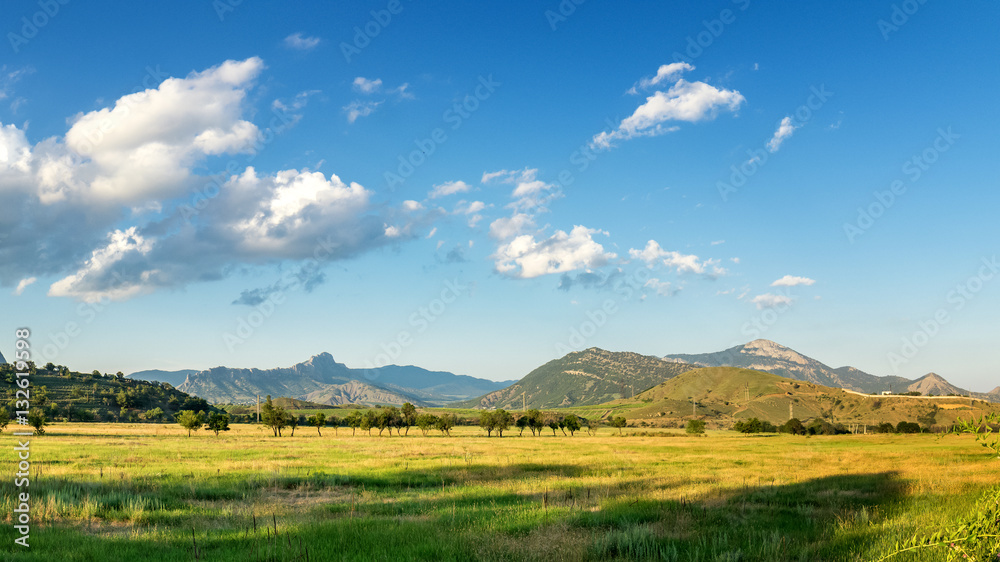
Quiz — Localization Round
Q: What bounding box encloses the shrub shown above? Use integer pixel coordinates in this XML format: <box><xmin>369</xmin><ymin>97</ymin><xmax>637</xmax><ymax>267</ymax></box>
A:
<box><xmin>685</xmin><ymin>419</ymin><xmax>706</xmax><ymax>434</ymax></box>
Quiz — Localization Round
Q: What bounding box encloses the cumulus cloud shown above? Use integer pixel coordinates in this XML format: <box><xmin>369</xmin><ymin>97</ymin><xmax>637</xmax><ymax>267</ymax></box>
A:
<box><xmin>771</xmin><ymin>275</ymin><xmax>815</xmax><ymax>287</ymax></box>
<box><xmin>766</xmin><ymin>116</ymin><xmax>798</xmax><ymax>153</ymax></box>
<box><xmin>429</xmin><ymin>180</ymin><xmax>472</xmax><ymax>199</ymax></box>
<box><xmin>752</xmin><ymin>293</ymin><xmax>794</xmax><ymax>309</ymax></box>
<box><xmin>352</xmin><ymin>77</ymin><xmax>382</xmax><ymax>94</ymax></box>
<box><xmin>628</xmin><ymin>240</ymin><xmax>726</xmax><ymax>277</ymax></box>
<box><xmin>627</xmin><ymin>62</ymin><xmax>693</xmax><ymax>94</ymax></box>
<box><xmin>284</xmin><ymin>33</ymin><xmax>321</xmax><ymax>51</ymax></box>
<box><xmin>0</xmin><ymin>58</ymin><xmax>425</xmax><ymax>302</ymax></box>
<box><xmin>344</xmin><ymin>78</ymin><xmax>412</xmax><ymax>122</ymax></box>
<box><xmin>488</xmin><ymin>213</ymin><xmax>535</xmax><ymax>240</ymax></box>
<box><xmin>343</xmin><ymin>100</ymin><xmax>382</xmax><ymax>123</ymax></box>
<box><xmin>593</xmin><ymin>65</ymin><xmax>744</xmax><ymax>149</ymax></box>
<box><xmin>13</xmin><ymin>277</ymin><xmax>36</xmax><ymax>295</ymax></box>
<box><xmin>493</xmin><ymin>226</ymin><xmax>616</xmax><ymax>279</ymax></box>
<box><xmin>644</xmin><ymin>278</ymin><xmax>678</xmax><ymax>297</ymax></box>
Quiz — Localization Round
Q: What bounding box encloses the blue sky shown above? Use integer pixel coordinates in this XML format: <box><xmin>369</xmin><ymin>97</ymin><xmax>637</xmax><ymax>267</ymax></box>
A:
<box><xmin>1</xmin><ymin>1</ymin><xmax>998</xmax><ymax>391</ymax></box>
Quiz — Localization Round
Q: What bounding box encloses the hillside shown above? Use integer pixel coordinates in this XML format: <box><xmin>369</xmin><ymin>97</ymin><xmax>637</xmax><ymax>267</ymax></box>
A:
<box><xmin>176</xmin><ymin>352</ymin><xmax>510</xmax><ymax>406</ymax></box>
<box><xmin>462</xmin><ymin>348</ymin><xmax>695</xmax><ymax>410</ymax></box>
<box><xmin>0</xmin><ymin>363</ymin><xmax>215</xmax><ymax>422</ymax></box>
<box><xmin>127</xmin><ymin>369</ymin><xmax>198</xmax><ymax>387</ymax></box>
<box><xmin>583</xmin><ymin>366</ymin><xmax>1000</xmax><ymax>429</ymax></box>
<box><xmin>0</xmin><ymin>349</ymin><xmax>5</xmax><ymax>364</ymax></box>
<box><xmin>664</xmin><ymin>339</ymin><xmax>913</xmax><ymax>393</ymax></box>
<box><xmin>906</xmin><ymin>372</ymin><xmax>967</xmax><ymax>396</ymax></box>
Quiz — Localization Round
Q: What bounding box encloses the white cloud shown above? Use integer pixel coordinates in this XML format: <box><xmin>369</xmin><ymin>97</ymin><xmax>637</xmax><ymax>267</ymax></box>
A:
<box><xmin>284</xmin><ymin>33</ymin><xmax>321</xmax><ymax>51</ymax></box>
<box><xmin>352</xmin><ymin>77</ymin><xmax>382</xmax><ymax>94</ymax></box>
<box><xmin>426</xmin><ymin>227</ymin><xmax>437</xmax><ymax>239</ymax></box>
<box><xmin>644</xmin><ymin>278</ymin><xmax>677</xmax><ymax>297</ymax></box>
<box><xmin>455</xmin><ymin>200</ymin><xmax>486</xmax><ymax>227</ymax></box>
<box><xmin>766</xmin><ymin>116</ymin><xmax>798</xmax><ymax>153</ymax></box>
<box><xmin>493</xmin><ymin>226</ymin><xmax>616</xmax><ymax>279</ymax></box>
<box><xmin>481</xmin><ymin>168</ymin><xmax>536</xmax><ymax>185</ymax></box>
<box><xmin>429</xmin><ymin>180</ymin><xmax>472</xmax><ymax>199</ymax></box>
<box><xmin>628</xmin><ymin>62</ymin><xmax>693</xmax><ymax>94</ymax></box>
<box><xmin>13</xmin><ymin>277</ymin><xmax>36</xmax><ymax>295</ymax></box>
<box><xmin>489</xmin><ymin>213</ymin><xmax>535</xmax><ymax>240</ymax></box>
<box><xmin>771</xmin><ymin>275</ymin><xmax>815</xmax><ymax>287</ymax></box>
<box><xmin>752</xmin><ymin>293</ymin><xmax>794</xmax><ymax>309</ymax></box>
<box><xmin>627</xmin><ymin>240</ymin><xmax>726</xmax><ymax>276</ymax></box>
<box><xmin>48</xmin><ymin>227</ymin><xmax>157</xmax><ymax>302</ymax></box>
<box><xmin>59</xmin><ymin>57</ymin><xmax>264</xmax><ymax>204</ymax></box>
<box><xmin>343</xmin><ymin>100</ymin><xmax>382</xmax><ymax>123</ymax></box>
<box><xmin>593</xmin><ymin>76</ymin><xmax>745</xmax><ymax>149</ymax></box>
<box><xmin>402</xmin><ymin>200</ymin><xmax>423</xmax><ymax>211</ymax></box>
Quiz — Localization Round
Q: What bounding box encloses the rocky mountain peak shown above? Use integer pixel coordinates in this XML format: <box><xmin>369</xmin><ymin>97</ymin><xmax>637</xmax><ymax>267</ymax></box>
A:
<box><xmin>741</xmin><ymin>339</ymin><xmax>809</xmax><ymax>365</ymax></box>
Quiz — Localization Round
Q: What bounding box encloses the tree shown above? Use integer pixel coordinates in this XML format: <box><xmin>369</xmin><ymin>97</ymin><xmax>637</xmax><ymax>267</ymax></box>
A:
<box><xmin>287</xmin><ymin>413</ymin><xmax>301</xmax><ymax>436</ymax></box>
<box><xmin>0</xmin><ymin>407</ymin><xmax>9</xmax><ymax>433</ymax></box>
<box><xmin>526</xmin><ymin>409</ymin><xmax>544</xmax><ymax>436</ymax></box>
<box><xmin>144</xmin><ymin>407</ymin><xmax>165</xmax><ymax>423</ymax></box>
<box><xmin>344</xmin><ymin>411</ymin><xmax>362</xmax><ymax>436</ymax></box>
<box><xmin>361</xmin><ymin>410</ymin><xmax>376</xmax><ymax>436</ymax></box>
<box><xmin>326</xmin><ymin>414</ymin><xmax>340</xmax><ymax>435</ymax></box>
<box><xmin>896</xmin><ymin>421</ymin><xmax>921</xmax><ymax>434</ymax></box>
<box><xmin>400</xmin><ymin>403</ymin><xmax>416</xmax><ymax>436</ymax></box>
<box><xmin>779</xmin><ymin>418</ymin><xmax>806</xmax><ymax>435</ymax></box>
<box><xmin>563</xmin><ymin>414</ymin><xmax>581</xmax><ymax>436</ymax></box>
<box><xmin>27</xmin><ymin>409</ymin><xmax>47</xmax><ymax>435</ymax></box>
<box><xmin>686</xmin><ymin>419</ymin><xmax>706</xmax><ymax>434</ymax></box>
<box><xmin>516</xmin><ymin>415</ymin><xmax>528</xmax><ymax>436</ymax></box>
<box><xmin>375</xmin><ymin>408</ymin><xmax>398</xmax><ymax>436</ymax></box>
<box><xmin>177</xmin><ymin>410</ymin><xmax>205</xmax><ymax>437</ymax></box>
<box><xmin>34</xmin><ymin>386</ymin><xmax>48</xmax><ymax>407</ymax></box>
<box><xmin>547</xmin><ymin>418</ymin><xmax>560</xmax><ymax>436</ymax></box>
<box><xmin>586</xmin><ymin>418</ymin><xmax>599</xmax><ymax>436</ymax></box>
<box><xmin>308</xmin><ymin>413</ymin><xmax>327</xmax><ymax>436</ymax></box>
<box><xmin>436</xmin><ymin>413</ymin><xmax>456</xmax><ymax>436</ymax></box>
<box><xmin>611</xmin><ymin>416</ymin><xmax>627</xmax><ymax>435</ymax></box>
<box><xmin>261</xmin><ymin>396</ymin><xmax>289</xmax><ymax>436</ymax></box>
<box><xmin>416</xmin><ymin>413</ymin><xmax>437</xmax><ymax>436</ymax></box>
<box><xmin>206</xmin><ymin>412</ymin><xmax>230</xmax><ymax>436</ymax></box>
<box><xmin>493</xmin><ymin>409</ymin><xmax>513</xmax><ymax>437</ymax></box>
<box><xmin>479</xmin><ymin>411</ymin><xmax>497</xmax><ymax>437</ymax></box>
<box><xmin>733</xmin><ymin>418</ymin><xmax>777</xmax><ymax>434</ymax></box>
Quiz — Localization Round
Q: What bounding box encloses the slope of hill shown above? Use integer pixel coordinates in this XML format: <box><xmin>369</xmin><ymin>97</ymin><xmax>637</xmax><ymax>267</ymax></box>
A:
<box><xmin>463</xmin><ymin>348</ymin><xmax>695</xmax><ymax>410</ymax></box>
<box><xmin>663</xmin><ymin>339</ymin><xmax>913</xmax><ymax>393</ymax></box>
<box><xmin>176</xmin><ymin>353</ymin><xmax>509</xmax><ymax>406</ymax></box>
<box><xmin>0</xmin><ymin>364</ymin><xmax>215</xmax><ymax>421</ymax></box>
<box><xmin>584</xmin><ymin>366</ymin><xmax>1000</xmax><ymax>428</ymax></box>
<box><xmin>906</xmin><ymin>373</ymin><xmax>969</xmax><ymax>396</ymax></box>
<box><xmin>0</xmin><ymin>349</ymin><xmax>5</xmax><ymax>364</ymax></box>
<box><xmin>127</xmin><ymin>369</ymin><xmax>198</xmax><ymax>387</ymax></box>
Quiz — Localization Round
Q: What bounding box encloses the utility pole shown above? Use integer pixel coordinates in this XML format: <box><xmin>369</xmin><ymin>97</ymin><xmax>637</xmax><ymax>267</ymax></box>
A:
<box><xmin>692</xmin><ymin>400</ymin><xmax>697</xmax><ymax>417</ymax></box>
<box><xmin>789</xmin><ymin>402</ymin><xmax>793</xmax><ymax>421</ymax></box>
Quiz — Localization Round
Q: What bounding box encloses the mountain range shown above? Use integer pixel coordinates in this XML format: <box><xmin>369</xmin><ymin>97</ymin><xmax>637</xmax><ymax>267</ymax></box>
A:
<box><xmin>590</xmin><ymin>366</ymin><xmax>1000</xmax><ymax>428</ymax></box>
<box><xmin>127</xmin><ymin>339</ymin><xmax>998</xmax><ymax>408</ymax></box>
<box><xmin>128</xmin><ymin>353</ymin><xmax>516</xmax><ymax>406</ymax></box>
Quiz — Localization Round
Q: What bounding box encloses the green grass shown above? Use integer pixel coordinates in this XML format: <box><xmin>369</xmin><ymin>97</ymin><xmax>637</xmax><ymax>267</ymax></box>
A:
<box><xmin>0</xmin><ymin>423</ymin><xmax>996</xmax><ymax>560</ymax></box>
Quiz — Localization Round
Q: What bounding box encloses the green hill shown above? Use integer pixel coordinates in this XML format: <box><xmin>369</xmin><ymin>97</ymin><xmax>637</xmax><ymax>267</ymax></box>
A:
<box><xmin>573</xmin><ymin>366</ymin><xmax>1000</xmax><ymax>429</ymax></box>
<box><xmin>0</xmin><ymin>363</ymin><xmax>217</xmax><ymax>422</ymax></box>
<box><xmin>460</xmin><ymin>348</ymin><xmax>695</xmax><ymax>410</ymax></box>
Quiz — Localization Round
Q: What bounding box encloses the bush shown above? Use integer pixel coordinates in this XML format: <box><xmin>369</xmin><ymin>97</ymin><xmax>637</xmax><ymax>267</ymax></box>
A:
<box><xmin>779</xmin><ymin>418</ymin><xmax>806</xmax><ymax>435</ymax></box>
<box><xmin>685</xmin><ymin>419</ymin><xmax>706</xmax><ymax>434</ymax></box>
<box><xmin>733</xmin><ymin>418</ymin><xmax>777</xmax><ymax>433</ymax></box>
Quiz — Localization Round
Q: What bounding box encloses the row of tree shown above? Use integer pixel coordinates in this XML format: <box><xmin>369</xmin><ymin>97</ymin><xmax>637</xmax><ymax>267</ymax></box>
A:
<box><xmin>733</xmin><ymin>417</ymin><xmax>935</xmax><ymax>435</ymax></box>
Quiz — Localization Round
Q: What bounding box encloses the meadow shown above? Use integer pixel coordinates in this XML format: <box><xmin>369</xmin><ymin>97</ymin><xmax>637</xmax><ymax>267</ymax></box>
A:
<box><xmin>0</xmin><ymin>423</ymin><xmax>996</xmax><ymax>561</ymax></box>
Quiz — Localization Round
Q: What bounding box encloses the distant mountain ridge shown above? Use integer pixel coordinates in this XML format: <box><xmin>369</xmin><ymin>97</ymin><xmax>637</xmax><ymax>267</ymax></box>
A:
<box><xmin>127</xmin><ymin>369</ymin><xmax>198</xmax><ymax>387</ymax></box>
<box><xmin>0</xmin><ymin>349</ymin><xmax>6</xmax><ymax>364</ymax></box>
<box><xmin>663</xmin><ymin>339</ymin><xmax>994</xmax><ymax>400</ymax></box>
<box><xmin>175</xmin><ymin>352</ymin><xmax>514</xmax><ymax>406</ymax></box>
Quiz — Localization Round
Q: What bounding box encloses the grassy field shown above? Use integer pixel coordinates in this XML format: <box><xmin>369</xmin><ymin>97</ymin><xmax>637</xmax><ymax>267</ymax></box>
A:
<box><xmin>0</xmin><ymin>423</ymin><xmax>996</xmax><ymax>561</ymax></box>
